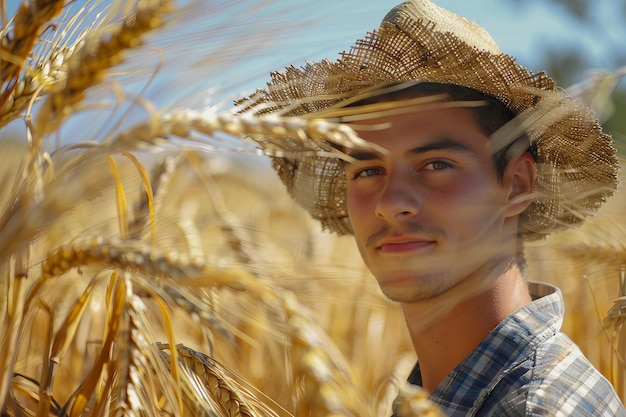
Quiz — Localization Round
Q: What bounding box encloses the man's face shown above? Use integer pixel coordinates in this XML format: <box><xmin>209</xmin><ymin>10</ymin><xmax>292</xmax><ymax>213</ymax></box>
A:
<box><xmin>344</xmin><ymin>104</ymin><xmax>522</xmax><ymax>303</ymax></box>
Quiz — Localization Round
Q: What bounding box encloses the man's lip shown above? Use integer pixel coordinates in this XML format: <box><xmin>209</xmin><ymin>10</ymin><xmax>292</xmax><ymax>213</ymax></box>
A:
<box><xmin>375</xmin><ymin>238</ymin><xmax>435</xmax><ymax>253</ymax></box>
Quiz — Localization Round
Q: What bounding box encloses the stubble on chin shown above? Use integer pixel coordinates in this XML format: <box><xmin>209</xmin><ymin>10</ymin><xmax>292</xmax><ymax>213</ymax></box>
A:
<box><xmin>376</xmin><ymin>271</ymin><xmax>453</xmax><ymax>304</ymax></box>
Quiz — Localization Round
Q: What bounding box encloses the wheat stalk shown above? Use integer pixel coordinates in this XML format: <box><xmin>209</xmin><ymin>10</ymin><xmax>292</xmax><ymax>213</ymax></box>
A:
<box><xmin>36</xmin><ymin>233</ymin><xmax>377</xmax><ymax>416</ymax></box>
<box><xmin>0</xmin><ymin>252</ymin><xmax>31</xmax><ymax>412</ymax></box>
<box><xmin>39</xmin><ymin>272</ymin><xmax>184</xmax><ymax>417</ymax></box>
<box><xmin>106</xmin><ymin>275</ymin><xmax>181</xmax><ymax>417</ymax></box>
<box><xmin>152</xmin><ymin>155</ymin><xmax>387</xmax><ymax>415</ymax></box>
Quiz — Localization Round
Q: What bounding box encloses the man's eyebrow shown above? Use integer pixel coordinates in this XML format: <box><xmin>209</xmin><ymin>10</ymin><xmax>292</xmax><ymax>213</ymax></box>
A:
<box><xmin>345</xmin><ymin>138</ymin><xmax>475</xmax><ymax>162</ymax></box>
<box><xmin>345</xmin><ymin>149</ymin><xmax>385</xmax><ymax>161</ymax></box>
<box><xmin>408</xmin><ymin>138</ymin><xmax>474</xmax><ymax>155</ymax></box>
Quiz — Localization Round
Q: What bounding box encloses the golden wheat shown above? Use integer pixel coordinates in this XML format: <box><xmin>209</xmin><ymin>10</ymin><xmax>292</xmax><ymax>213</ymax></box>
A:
<box><xmin>0</xmin><ymin>0</ymin><xmax>65</xmax><ymax>82</ymax></box>
<box><xmin>393</xmin><ymin>384</ymin><xmax>446</xmax><ymax>417</ymax></box>
<box><xmin>37</xmin><ymin>232</ymin><xmax>372</xmax><ymax>415</ymax></box>
<box><xmin>0</xmin><ymin>0</ymin><xmax>437</xmax><ymax>415</ymax></box>
<box><xmin>1</xmin><ymin>1</ymin><xmax>624</xmax><ymax>416</ymax></box>
<box><xmin>160</xmin><ymin>343</ymin><xmax>287</xmax><ymax>417</ymax></box>
<box><xmin>33</xmin><ymin>0</ymin><xmax>174</xmax><ymax>140</ymax></box>
<box><xmin>0</xmin><ymin>43</ymin><xmax>73</xmax><ymax>128</ymax></box>
<box><xmin>103</xmin><ymin>108</ymin><xmax>386</xmax><ymax>161</ymax></box>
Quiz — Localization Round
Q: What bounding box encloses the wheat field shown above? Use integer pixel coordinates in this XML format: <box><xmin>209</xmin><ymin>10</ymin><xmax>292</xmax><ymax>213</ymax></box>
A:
<box><xmin>0</xmin><ymin>1</ymin><xmax>624</xmax><ymax>416</ymax></box>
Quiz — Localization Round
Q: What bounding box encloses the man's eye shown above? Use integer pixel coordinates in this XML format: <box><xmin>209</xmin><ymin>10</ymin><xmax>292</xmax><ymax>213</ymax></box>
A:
<box><xmin>423</xmin><ymin>161</ymin><xmax>452</xmax><ymax>171</ymax></box>
<box><xmin>353</xmin><ymin>167</ymin><xmax>384</xmax><ymax>179</ymax></box>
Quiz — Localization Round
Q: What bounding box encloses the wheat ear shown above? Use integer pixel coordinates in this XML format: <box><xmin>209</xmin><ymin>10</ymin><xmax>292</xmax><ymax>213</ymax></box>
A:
<box><xmin>40</xmin><ymin>237</ymin><xmax>269</xmax><ymax>293</ymax></box>
<box><xmin>159</xmin><ymin>343</ymin><xmax>285</xmax><ymax>417</ymax></box>
<box><xmin>107</xmin><ymin>109</ymin><xmax>386</xmax><ymax>157</ymax></box>
<box><xmin>0</xmin><ymin>42</ymin><xmax>74</xmax><ymax>128</ymax></box>
<box><xmin>33</xmin><ymin>0</ymin><xmax>174</xmax><ymax>139</ymax></box>
<box><xmin>0</xmin><ymin>0</ymin><xmax>65</xmax><ymax>83</ymax></box>
<box><xmin>39</xmin><ymin>237</ymin><xmax>259</xmax><ymax>342</ymax></box>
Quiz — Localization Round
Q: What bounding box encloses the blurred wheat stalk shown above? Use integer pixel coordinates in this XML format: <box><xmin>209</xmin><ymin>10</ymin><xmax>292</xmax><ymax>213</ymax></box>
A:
<box><xmin>0</xmin><ymin>1</ymin><xmax>436</xmax><ymax>416</ymax></box>
<box><xmin>0</xmin><ymin>1</ymin><xmax>623</xmax><ymax>417</ymax></box>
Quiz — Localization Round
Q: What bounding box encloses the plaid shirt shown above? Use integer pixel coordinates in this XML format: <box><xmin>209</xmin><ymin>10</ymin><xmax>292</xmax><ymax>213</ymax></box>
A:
<box><xmin>393</xmin><ymin>282</ymin><xmax>626</xmax><ymax>416</ymax></box>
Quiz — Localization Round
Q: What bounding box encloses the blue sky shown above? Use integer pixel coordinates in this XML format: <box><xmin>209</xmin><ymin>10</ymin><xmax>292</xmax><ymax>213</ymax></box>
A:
<box><xmin>5</xmin><ymin>0</ymin><xmax>624</xmax><ymax>140</ymax></box>
<box><xmin>150</xmin><ymin>0</ymin><xmax>624</xmax><ymax>107</ymax></box>
<box><xmin>7</xmin><ymin>0</ymin><xmax>621</xmax><ymax>99</ymax></box>
<box><xmin>6</xmin><ymin>0</ymin><xmax>623</xmax><ymax>87</ymax></box>
<box><xmin>246</xmin><ymin>0</ymin><xmax>622</xmax><ymax>74</ymax></box>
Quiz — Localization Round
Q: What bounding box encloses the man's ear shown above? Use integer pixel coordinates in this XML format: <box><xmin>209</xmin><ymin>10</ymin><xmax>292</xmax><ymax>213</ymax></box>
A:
<box><xmin>503</xmin><ymin>151</ymin><xmax>536</xmax><ymax>218</ymax></box>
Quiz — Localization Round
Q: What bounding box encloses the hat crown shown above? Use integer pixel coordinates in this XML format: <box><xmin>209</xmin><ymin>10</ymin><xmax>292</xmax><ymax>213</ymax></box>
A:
<box><xmin>384</xmin><ymin>0</ymin><xmax>501</xmax><ymax>54</ymax></box>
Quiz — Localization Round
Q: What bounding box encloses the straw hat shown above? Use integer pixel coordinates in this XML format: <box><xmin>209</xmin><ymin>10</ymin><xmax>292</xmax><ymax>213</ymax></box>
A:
<box><xmin>238</xmin><ymin>0</ymin><xmax>619</xmax><ymax>241</ymax></box>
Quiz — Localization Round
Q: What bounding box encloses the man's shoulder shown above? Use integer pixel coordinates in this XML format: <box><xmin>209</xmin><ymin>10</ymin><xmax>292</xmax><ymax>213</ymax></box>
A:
<box><xmin>484</xmin><ymin>332</ymin><xmax>625</xmax><ymax>416</ymax></box>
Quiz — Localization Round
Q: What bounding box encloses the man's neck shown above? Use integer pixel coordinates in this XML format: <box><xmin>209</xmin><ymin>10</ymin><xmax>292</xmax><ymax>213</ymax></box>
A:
<box><xmin>401</xmin><ymin>261</ymin><xmax>532</xmax><ymax>393</ymax></box>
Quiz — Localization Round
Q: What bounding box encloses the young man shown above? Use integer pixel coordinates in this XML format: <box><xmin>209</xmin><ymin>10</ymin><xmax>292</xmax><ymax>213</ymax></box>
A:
<box><xmin>238</xmin><ymin>0</ymin><xmax>625</xmax><ymax>415</ymax></box>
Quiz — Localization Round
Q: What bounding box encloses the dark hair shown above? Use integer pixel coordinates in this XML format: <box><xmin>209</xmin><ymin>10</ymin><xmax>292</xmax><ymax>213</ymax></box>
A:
<box><xmin>344</xmin><ymin>82</ymin><xmax>536</xmax><ymax>181</ymax></box>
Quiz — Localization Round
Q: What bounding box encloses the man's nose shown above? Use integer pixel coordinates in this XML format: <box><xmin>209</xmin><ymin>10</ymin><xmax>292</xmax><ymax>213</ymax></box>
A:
<box><xmin>375</xmin><ymin>169</ymin><xmax>421</xmax><ymax>220</ymax></box>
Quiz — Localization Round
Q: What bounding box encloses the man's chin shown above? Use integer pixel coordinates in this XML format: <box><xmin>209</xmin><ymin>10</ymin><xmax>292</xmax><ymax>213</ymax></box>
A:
<box><xmin>375</xmin><ymin>271</ymin><xmax>451</xmax><ymax>303</ymax></box>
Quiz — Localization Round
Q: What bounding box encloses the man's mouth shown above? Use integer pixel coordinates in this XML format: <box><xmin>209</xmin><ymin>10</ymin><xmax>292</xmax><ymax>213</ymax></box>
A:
<box><xmin>376</xmin><ymin>238</ymin><xmax>435</xmax><ymax>253</ymax></box>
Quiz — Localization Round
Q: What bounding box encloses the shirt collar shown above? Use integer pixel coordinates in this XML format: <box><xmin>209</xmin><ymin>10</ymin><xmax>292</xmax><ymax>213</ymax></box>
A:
<box><xmin>406</xmin><ymin>281</ymin><xmax>564</xmax><ymax>412</ymax></box>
